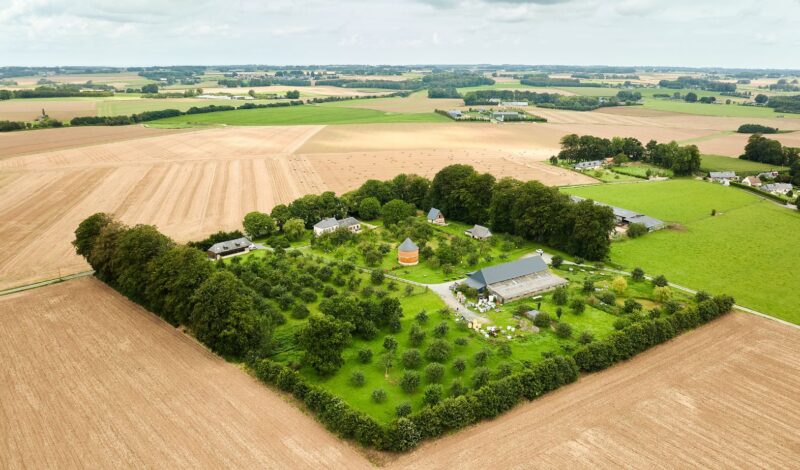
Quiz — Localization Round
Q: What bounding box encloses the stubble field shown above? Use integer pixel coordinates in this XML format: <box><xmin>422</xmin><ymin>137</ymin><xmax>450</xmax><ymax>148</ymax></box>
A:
<box><xmin>0</xmin><ymin>277</ymin><xmax>370</xmax><ymax>469</ymax></box>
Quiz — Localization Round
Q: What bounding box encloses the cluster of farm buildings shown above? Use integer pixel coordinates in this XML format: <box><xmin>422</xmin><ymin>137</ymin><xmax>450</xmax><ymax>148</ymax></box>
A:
<box><xmin>569</xmin><ymin>195</ymin><xmax>666</xmax><ymax>232</ymax></box>
<box><xmin>709</xmin><ymin>171</ymin><xmax>794</xmax><ymax>195</ymax></box>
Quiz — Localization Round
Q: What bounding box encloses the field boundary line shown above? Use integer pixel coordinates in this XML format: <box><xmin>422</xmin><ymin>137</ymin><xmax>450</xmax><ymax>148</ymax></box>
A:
<box><xmin>0</xmin><ymin>270</ymin><xmax>94</xmax><ymax>297</ymax></box>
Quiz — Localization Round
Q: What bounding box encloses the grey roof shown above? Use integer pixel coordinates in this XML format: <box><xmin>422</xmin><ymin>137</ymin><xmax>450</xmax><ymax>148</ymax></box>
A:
<box><xmin>313</xmin><ymin>216</ymin><xmax>360</xmax><ymax>230</ymax></box>
<box><xmin>627</xmin><ymin>214</ymin><xmax>665</xmax><ymax>230</ymax></box>
<box><xmin>427</xmin><ymin>208</ymin><xmax>442</xmax><ymax>221</ymax></box>
<box><xmin>762</xmin><ymin>183</ymin><xmax>793</xmax><ymax>192</ymax></box>
<box><xmin>398</xmin><ymin>238</ymin><xmax>418</xmax><ymax>252</ymax></box>
<box><xmin>605</xmin><ymin>204</ymin><xmax>641</xmax><ymax>220</ymax></box>
<box><xmin>575</xmin><ymin>160</ymin><xmax>603</xmax><ymax>169</ymax></box>
<box><xmin>709</xmin><ymin>171</ymin><xmax>736</xmax><ymax>179</ymax></box>
<box><xmin>466</xmin><ymin>224</ymin><xmax>492</xmax><ymax>238</ymax></box>
<box><xmin>207</xmin><ymin>237</ymin><xmax>253</xmax><ymax>254</ymax></box>
<box><xmin>466</xmin><ymin>256</ymin><xmax>549</xmax><ymax>290</ymax></box>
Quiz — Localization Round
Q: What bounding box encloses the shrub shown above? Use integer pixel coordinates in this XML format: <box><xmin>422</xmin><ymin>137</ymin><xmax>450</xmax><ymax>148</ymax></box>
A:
<box><xmin>578</xmin><ymin>331</ymin><xmax>594</xmax><ymax>344</ymax></box>
<box><xmin>569</xmin><ymin>298</ymin><xmax>585</xmax><ymax>314</ymax></box>
<box><xmin>555</xmin><ymin>322</ymin><xmax>573</xmax><ymax>338</ymax></box>
<box><xmin>623</xmin><ymin>298</ymin><xmax>643</xmax><ymax>313</ymax></box>
<box><xmin>433</xmin><ymin>321</ymin><xmax>449</xmax><ymax>337</ymax></box>
<box><xmin>611</xmin><ymin>276</ymin><xmax>628</xmax><ymax>295</ymax></box>
<box><xmin>350</xmin><ymin>370</ymin><xmax>366</xmax><ymax>387</ymax></box>
<box><xmin>425</xmin><ymin>362</ymin><xmax>445</xmax><ymax>383</ymax></box>
<box><xmin>495</xmin><ymin>363</ymin><xmax>513</xmax><ymax>379</ymax></box>
<box><xmin>396</xmin><ymin>402</ymin><xmax>412</xmax><ymax>417</ymax></box>
<box><xmin>454</xmin><ymin>337</ymin><xmax>468</xmax><ymax>346</ymax></box>
<box><xmin>471</xmin><ymin>367</ymin><xmax>491</xmax><ymax>389</ymax></box>
<box><xmin>425</xmin><ymin>339</ymin><xmax>452</xmax><ymax>362</ymax></box>
<box><xmin>299</xmin><ymin>288</ymin><xmax>317</xmax><ymax>303</ymax></box>
<box><xmin>371</xmin><ymin>270</ymin><xmax>384</xmax><ymax>285</ymax></box>
<box><xmin>582</xmin><ymin>280</ymin><xmax>594</xmax><ymax>293</ymax></box>
<box><xmin>653</xmin><ymin>286</ymin><xmax>672</xmax><ymax>302</ymax></box>
<box><xmin>386</xmin><ymin>418</ymin><xmax>420</xmax><ymax>451</ymax></box>
<box><xmin>574</xmin><ymin>257</ymin><xmax>585</xmax><ymax>265</ymax></box>
<box><xmin>453</xmin><ymin>357</ymin><xmax>467</xmax><ymax>374</ymax></box>
<box><xmin>631</xmin><ymin>267</ymin><xmax>645</xmax><ymax>281</ymax></box>
<box><xmin>473</xmin><ymin>348</ymin><xmax>489</xmax><ymax>365</ymax></box>
<box><xmin>533</xmin><ymin>312</ymin><xmax>551</xmax><ymax>328</ymax></box>
<box><xmin>599</xmin><ymin>291</ymin><xmax>616</xmax><ymax>305</ymax></box>
<box><xmin>291</xmin><ymin>303</ymin><xmax>310</xmax><ymax>319</ymax></box>
<box><xmin>613</xmin><ymin>318</ymin><xmax>630</xmax><ymax>330</ymax></box>
<box><xmin>400</xmin><ymin>371</ymin><xmax>421</xmax><ymax>393</ymax></box>
<box><xmin>551</xmin><ymin>255</ymin><xmax>563</xmax><ymax>268</ymax></box>
<box><xmin>383</xmin><ymin>335</ymin><xmax>398</xmax><ymax>352</ymax></box>
<box><xmin>408</xmin><ymin>324</ymin><xmax>426</xmax><ymax>346</ymax></box>
<box><xmin>415</xmin><ymin>310</ymin><xmax>429</xmax><ymax>324</ymax></box>
<box><xmin>652</xmin><ymin>274</ymin><xmax>669</xmax><ymax>287</ymax></box>
<box><xmin>357</xmin><ymin>348</ymin><xmax>373</xmax><ymax>364</ymax></box>
<box><xmin>423</xmin><ymin>384</ymin><xmax>443</xmax><ymax>406</ymax></box>
<box><xmin>627</xmin><ymin>223</ymin><xmax>647</xmax><ymax>238</ymax></box>
<box><xmin>401</xmin><ymin>349</ymin><xmax>422</xmax><ymax>369</ymax></box>
<box><xmin>552</xmin><ymin>286</ymin><xmax>568</xmax><ymax>305</ymax></box>
<box><xmin>449</xmin><ymin>379</ymin><xmax>467</xmax><ymax>397</ymax></box>
<box><xmin>498</xmin><ymin>342</ymin><xmax>512</xmax><ymax>357</ymax></box>
<box><xmin>372</xmin><ymin>388</ymin><xmax>387</xmax><ymax>403</ymax></box>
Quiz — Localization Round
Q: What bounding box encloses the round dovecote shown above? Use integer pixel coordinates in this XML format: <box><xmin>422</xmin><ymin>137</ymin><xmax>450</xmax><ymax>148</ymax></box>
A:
<box><xmin>397</xmin><ymin>238</ymin><xmax>419</xmax><ymax>266</ymax></box>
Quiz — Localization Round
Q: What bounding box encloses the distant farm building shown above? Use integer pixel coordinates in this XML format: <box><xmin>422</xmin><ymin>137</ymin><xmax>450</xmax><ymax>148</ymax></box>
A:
<box><xmin>492</xmin><ymin>111</ymin><xmax>520</xmax><ymax>122</ymax></box>
<box><xmin>501</xmin><ymin>101</ymin><xmax>528</xmax><ymax>106</ymax></box>
<box><xmin>465</xmin><ymin>224</ymin><xmax>492</xmax><ymax>240</ymax></box>
<box><xmin>574</xmin><ymin>160</ymin><xmax>604</xmax><ymax>170</ymax></box>
<box><xmin>464</xmin><ymin>256</ymin><xmax>567</xmax><ymax>303</ymax></box>
<box><xmin>313</xmin><ymin>217</ymin><xmax>362</xmax><ymax>237</ymax></box>
<box><xmin>709</xmin><ymin>171</ymin><xmax>739</xmax><ymax>183</ymax></box>
<box><xmin>570</xmin><ymin>196</ymin><xmax>666</xmax><ymax>232</ymax></box>
<box><xmin>741</xmin><ymin>175</ymin><xmax>762</xmax><ymax>187</ymax></box>
<box><xmin>447</xmin><ymin>110</ymin><xmax>462</xmax><ymax>119</ymax></box>
<box><xmin>206</xmin><ymin>237</ymin><xmax>254</xmax><ymax>260</ymax></box>
<box><xmin>427</xmin><ymin>208</ymin><xmax>446</xmax><ymax>226</ymax></box>
<box><xmin>397</xmin><ymin>238</ymin><xmax>419</xmax><ymax>266</ymax></box>
<box><xmin>761</xmin><ymin>182</ymin><xmax>793</xmax><ymax>195</ymax></box>
<box><xmin>758</xmin><ymin>171</ymin><xmax>779</xmax><ymax>180</ymax></box>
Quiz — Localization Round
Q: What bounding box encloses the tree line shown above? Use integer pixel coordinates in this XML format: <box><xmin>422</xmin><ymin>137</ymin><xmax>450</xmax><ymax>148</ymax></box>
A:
<box><xmin>462</xmin><ymin>90</ymin><xmax>629</xmax><ymax>111</ymax></box>
<box><xmin>740</xmin><ymin>133</ymin><xmax>800</xmax><ymax>168</ymax></box>
<box><xmin>558</xmin><ymin>134</ymin><xmax>701</xmax><ymax>175</ymax></box>
<box><xmin>658</xmin><ymin>76</ymin><xmax>736</xmax><ymax>92</ymax></box>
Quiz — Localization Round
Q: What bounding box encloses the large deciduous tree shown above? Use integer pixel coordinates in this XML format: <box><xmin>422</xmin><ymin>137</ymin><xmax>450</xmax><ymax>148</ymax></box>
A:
<box><xmin>296</xmin><ymin>315</ymin><xmax>353</xmax><ymax>375</ymax></box>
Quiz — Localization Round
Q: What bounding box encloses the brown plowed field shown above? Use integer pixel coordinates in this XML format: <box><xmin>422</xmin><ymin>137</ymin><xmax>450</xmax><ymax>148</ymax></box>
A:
<box><xmin>0</xmin><ymin>125</ymin><xmax>181</xmax><ymax>159</ymax></box>
<box><xmin>0</xmin><ymin>126</ymin><xmax>326</xmax><ymax>289</ymax></box>
<box><xmin>0</xmin><ymin>277</ymin><xmax>371</xmax><ymax>469</ymax></box>
<box><xmin>392</xmin><ymin>312</ymin><xmax>800</xmax><ymax>469</ymax></box>
<box><xmin>0</xmin><ymin>99</ymin><xmax>98</xmax><ymax>121</ymax></box>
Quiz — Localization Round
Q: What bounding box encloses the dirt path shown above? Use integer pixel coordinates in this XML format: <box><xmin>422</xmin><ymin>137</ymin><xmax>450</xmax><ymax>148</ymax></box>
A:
<box><xmin>0</xmin><ymin>277</ymin><xmax>372</xmax><ymax>469</ymax></box>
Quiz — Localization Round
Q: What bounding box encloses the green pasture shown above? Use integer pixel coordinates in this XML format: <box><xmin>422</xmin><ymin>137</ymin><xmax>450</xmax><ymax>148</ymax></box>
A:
<box><xmin>700</xmin><ymin>154</ymin><xmax>790</xmax><ymax>174</ymax></box>
<box><xmin>563</xmin><ymin>179</ymin><xmax>800</xmax><ymax>324</ymax></box>
<box><xmin>147</xmin><ymin>105</ymin><xmax>450</xmax><ymax>127</ymax></box>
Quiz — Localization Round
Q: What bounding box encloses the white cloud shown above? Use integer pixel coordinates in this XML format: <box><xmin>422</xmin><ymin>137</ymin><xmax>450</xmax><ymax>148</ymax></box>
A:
<box><xmin>0</xmin><ymin>0</ymin><xmax>798</xmax><ymax>68</ymax></box>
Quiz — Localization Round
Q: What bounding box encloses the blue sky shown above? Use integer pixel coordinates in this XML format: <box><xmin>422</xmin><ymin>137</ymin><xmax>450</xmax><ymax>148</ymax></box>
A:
<box><xmin>1</xmin><ymin>0</ymin><xmax>799</xmax><ymax>68</ymax></box>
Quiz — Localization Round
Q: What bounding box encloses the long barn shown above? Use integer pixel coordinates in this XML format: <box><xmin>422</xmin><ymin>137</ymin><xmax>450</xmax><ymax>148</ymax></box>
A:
<box><xmin>464</xmin><ymin>256</ymin><xmax>567</xmax><ymax>303</ymax></box>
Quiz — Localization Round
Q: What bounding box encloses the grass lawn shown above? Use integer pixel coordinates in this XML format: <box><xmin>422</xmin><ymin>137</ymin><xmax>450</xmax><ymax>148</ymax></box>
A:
<box><xmin>700</xmin><ymin>154</ymin><xmax>790</xmax><ymax>174</ymax></box>
<box><xmin>563</xmin><ymin>179</ymin><xmax>800</xmax><ymax>324</ymax></box>
<box><xmin>610</xmin><ymin>163</ymin><xmax>673</xmax><ymax>179</ymax></box>
<box><xmin>147</xmin><ymin>104</ymin><xmax>450</xmax><ymax>127</ymax></box>
<box><xmin>97</xmin><ymin>98</ymin><xmax>286</xmax><ymax>116</ymax></box>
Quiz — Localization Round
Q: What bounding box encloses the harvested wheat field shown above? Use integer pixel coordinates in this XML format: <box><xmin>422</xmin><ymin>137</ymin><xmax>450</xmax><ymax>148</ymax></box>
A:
<box><xmin>0</xmin><ymin>126</ymin><xmax>326</xmax><ymax>289</ymax></box>
<box><xmin>697</xmin><ymin>131</ymin><xmax>800</xmax><ymax>157</ymax></box>
<box><xmin>0</xmin><ymin>99</ymin><xmax>99</xmax><ymax>121</ymax></box>
<box><xmin>300</xmin><ymin>149</ymin><xmax>592</xmax><ymax>195</ymax></box>
<box><xmin>391</xmin><ymin>312</ymin><xmax>800</xmax><ymax>469</ymax></box>
<box><xmin>0</xmin><ymin>125</ymin><xmax>181</xmax><ymax>159</ymax></box>
<box><xmin>0</xmin><ymin>277</ymin><xmax>371</xmax><ymax>469</ymax></box>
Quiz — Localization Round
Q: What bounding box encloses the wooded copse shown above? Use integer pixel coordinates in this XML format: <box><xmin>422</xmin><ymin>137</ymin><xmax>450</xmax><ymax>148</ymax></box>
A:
<box><xmin>558</xmin><ymin>134</ymin><xmax>702</xmax><ymax>175</ymax></box>
<box><xmin>740</xmin><ymin>133</ymin><xmax>800</xmax><ymax>168</ymax></box>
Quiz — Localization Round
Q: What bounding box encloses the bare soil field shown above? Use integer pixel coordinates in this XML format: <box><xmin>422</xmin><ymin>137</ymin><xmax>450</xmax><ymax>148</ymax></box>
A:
<box><xmin>0</xmin><ymin>277</ymin><xmax>371</xmax><ymax>469</ymax></box>
<box><xmin>0</xmin><ymin>99</ymin><xmax>98</xmax><ymax>121</ymax></box>
<box><xmin>0</xmin><ymin>126</ymin><xmax>327</xmax><ymax>289</ymax></box>
<box><xmin>0</xmin><ymin>125</ymin><xmax>180</xmax><ymax>159</ymax></box>
<box><xmin>300</xmin><ymin>149</ymin><xmax>591</xmax><ymax>195</ymax></box>
<box><xmin>391</xmin><ymin>312</ymin><xmax>800</xmax><ymax>469</ymax></box>
<box><xmin>696</xmin><ymin>131</ymin><xmax>800</xmax><ymax>157</ymax></box>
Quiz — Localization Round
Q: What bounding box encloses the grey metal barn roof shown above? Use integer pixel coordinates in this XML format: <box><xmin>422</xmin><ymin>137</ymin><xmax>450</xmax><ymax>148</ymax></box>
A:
<box><xmin>427</xmin><ymin>208</ymin><xmax>442</xmax><ymax>220</ymax></box>
<box><xmin>314</xmin><ymin>216</ymin><xmax>360</xmax><ymax>230</ymax></box>
<box><xmin>398</xmin><ymin>238</ymin><xmax>418</xmax><ymax>252</ymax></box>
<box><xmin>465</xmin><ymin>256</ymin><xmax>549</xmax><ymax>290</ymax></box>
<box><xmin>207</xmin><ymin>237</ymin><xmax>253</xmax><ymax>254</ymax></box>
<box><xmin>466</xmin><ymin>225</ymin><xmax>492</xmax><ymax>238</ymax></box>
<box><xmin>627</xmin><ymin>214</ymin><xmax>665</xmax><ymax>230</ymax></box>
<box><xmin>709</xmin><ymin>171</ymin><xmax>736</xmax><ymax>178</ymax></box>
